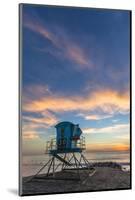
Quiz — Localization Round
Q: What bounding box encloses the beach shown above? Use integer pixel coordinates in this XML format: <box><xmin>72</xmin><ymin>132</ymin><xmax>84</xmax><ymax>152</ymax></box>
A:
<box><xmin>22</xmin><ymin>165</ymin><xmax>131</xmax><ymax>195</ymax></box>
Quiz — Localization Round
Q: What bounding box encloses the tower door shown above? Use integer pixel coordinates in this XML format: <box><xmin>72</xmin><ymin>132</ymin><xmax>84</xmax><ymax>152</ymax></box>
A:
<box><xmin>61</xmin><ymin>128</ymin><xmax>65</xmax><ymax>138</ymax></box>
<box><xmin>58</xmin><ymin>127</ymin><xmax>66</xmax><ymax>149</ymax></box>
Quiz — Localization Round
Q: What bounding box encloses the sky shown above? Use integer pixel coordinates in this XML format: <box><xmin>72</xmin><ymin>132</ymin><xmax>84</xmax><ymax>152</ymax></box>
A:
<box><xmin>21</xmin><ymin>4</ymin><xmax>130</xmax><ymax>155</ymax></box>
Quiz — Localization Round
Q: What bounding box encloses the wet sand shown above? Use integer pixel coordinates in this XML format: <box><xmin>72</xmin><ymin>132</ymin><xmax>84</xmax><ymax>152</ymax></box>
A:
<box><xmin>21</xmin><ymin>166</ymin><xmax>131</xmax><ymax>195</ymax></box>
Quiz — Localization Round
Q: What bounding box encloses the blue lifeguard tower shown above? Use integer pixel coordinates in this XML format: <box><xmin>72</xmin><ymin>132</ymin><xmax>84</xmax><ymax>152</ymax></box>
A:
<box><xmin>50</xmin><ymin>121</ymin><xmax>85</xmax><ymax>154</ymax></box>
<box><xmin>31</xmin><ymin>122</ymin><xmax>94</xmax><ymax>181</ymax></box>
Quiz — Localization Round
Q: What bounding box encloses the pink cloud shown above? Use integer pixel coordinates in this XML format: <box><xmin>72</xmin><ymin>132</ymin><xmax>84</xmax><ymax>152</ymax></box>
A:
<box><xmin>23</xmin><ymin>14</ymin><xmax>92</xmax><ymax>69</ymax></box>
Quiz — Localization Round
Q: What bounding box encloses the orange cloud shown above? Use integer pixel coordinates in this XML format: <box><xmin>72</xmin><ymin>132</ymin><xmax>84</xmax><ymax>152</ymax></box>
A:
<box><xmin>23</xmin><ymin>111</ymin><xmax>58</xmax><ymax>127</ymax></box>
<box><xmin>23</xmin><ymin>132</ymin><xmax>39</xmax><ymax>140</ymax></box>
<box><xmin>81</xmin><ymin>114</ymin><xmax>113</xmax><ymax>120</ymax></box>
<box><xmin>23</xmin><ymin>88</ymin><xmax>129</xmax><ymax>115</ymax></box>
<box><xmin>112</xmin><ymin>144</ymin><xmax>129</xmax><ymax>151</ymax></box>
<box><xmin>22</xmin><ymin>109</ymin><xmax>58</xmax><ymax>140</ymax></box>
<box><xmin>86</xmin><ymin>143</ymin><xmax>129</xmax><ymax>152</ymax></box>
<box><xmin>22</xmin><ymin>85</ymin><xmax>129</xmax><ymax>141</ymax></box>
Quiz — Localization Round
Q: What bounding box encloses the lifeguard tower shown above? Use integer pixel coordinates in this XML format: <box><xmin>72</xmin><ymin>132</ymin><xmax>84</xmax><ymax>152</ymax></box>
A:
<box><xmin>31</xmin><ymin>121</ymin><xmax>94</xmax><ymax>181</ymax></box>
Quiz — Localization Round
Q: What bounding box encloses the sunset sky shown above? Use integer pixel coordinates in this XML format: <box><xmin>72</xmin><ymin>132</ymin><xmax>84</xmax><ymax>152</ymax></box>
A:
<box><xmin>21</xmin><ymin>4</ymin><xmax>130</xmax><ymax>155</ymax></box>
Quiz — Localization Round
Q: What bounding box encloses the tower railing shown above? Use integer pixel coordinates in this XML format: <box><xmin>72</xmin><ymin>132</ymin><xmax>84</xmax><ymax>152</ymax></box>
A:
<box><xmin>45</xmin><ymin>138</ymin><xmax>57</xmax><ymax>153</ymax></box>
<box><xmin>45</xmin><ymin>136</ymin><xmax>86</xmax><ymax>154</ymax></box>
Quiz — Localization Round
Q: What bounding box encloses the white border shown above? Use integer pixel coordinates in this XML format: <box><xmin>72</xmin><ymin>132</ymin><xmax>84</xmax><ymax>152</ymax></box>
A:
<box><xmin>0</xmin><ymin>0</ymin><xmax>134</xmax><ymax>199</ymax></box>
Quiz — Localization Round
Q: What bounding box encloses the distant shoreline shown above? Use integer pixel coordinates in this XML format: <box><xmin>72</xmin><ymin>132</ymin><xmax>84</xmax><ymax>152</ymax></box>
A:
<box><xmin>22</xmin><ymin>161</ymin><xmax>130</xmax><ymax>169</ymax></box>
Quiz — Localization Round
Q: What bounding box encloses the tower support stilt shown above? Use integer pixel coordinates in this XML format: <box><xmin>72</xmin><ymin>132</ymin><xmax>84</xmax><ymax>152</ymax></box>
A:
<box><xmin>29</xmin><ymin>152</ymin><xmax>94</xmax><ymax>182</ymax></box>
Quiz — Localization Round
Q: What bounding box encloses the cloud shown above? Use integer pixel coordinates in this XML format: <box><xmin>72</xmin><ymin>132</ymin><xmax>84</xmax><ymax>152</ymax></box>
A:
<box><xmin>86</xmin><ymin>143</ymin><xmax>129</xmax><ymax>152</ymax></box>
<box><xmin>115</xmin><ymin>135</ymin><xmax>129</xmax><ymax>140</ymax></box>
<box><xmin>66</xmin><ymin>43</ymin><xmax>89</xmax><ymax>66</ymax></box>
<box><xmin>23</xmin><ymin>110</ymin><xmax>58</xmax><ymax>127</ymax></box>
<box><xmin>23</xmin><ymin>14</ymin><xmax>61</xmax><ymax>48</ymax></box>
<box><xmin>22</xmin><ymin>109</ymin><xmax>59</xmax><ymax>140</ymax></box>
<box><xmin>83</xmin><ymin>123</ymin><xmax>129</xmax><ymax>135</ymax></box>
<box><xmin>22</xmin><ymin>85</ymin><xmax>129</xmax><ymax>141</ymax></box>
<box><xmin>23</xmin><ymin>132</ymin><xmax>39</xmax><ymax>140</ymax></box>
<box><xmin>78</xmin><ymin>113</ymin><xmax>113</xmax><ymax>120</ymax></box>
<box><xmin>112</xmin><ymin>119</ymin><xmax>120</xmax><ymax>123</ymax></box>
<box><xmin>23</xmin><ymin>14</ymin><xmax>91</xmax><ymax>69</ymax></box>
<box><xmin>22</xmin><ymin>85</ymin><xmax>51</xmax><ymax>103</ymax></box>
<box><xmin>85</xmin><ymin>122</ymin><xmax>130</xmax><ymax>151</ymax></box>
<box><xmin>23</xmin><ymin>86</ymin><xmax>129</xmax><ymax>116</ymax></box>
<box><xmin>22</xmin><ymin>122</ymin><xmax>41</xmax><ymax>140</ymax></box>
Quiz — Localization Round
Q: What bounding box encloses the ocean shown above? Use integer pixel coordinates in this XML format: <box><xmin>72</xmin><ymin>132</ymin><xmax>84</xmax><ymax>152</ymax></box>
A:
<box><xmin>22</xmin><ymin>151</ymin><xmax>130</xmax><ymax>177</ymax></box>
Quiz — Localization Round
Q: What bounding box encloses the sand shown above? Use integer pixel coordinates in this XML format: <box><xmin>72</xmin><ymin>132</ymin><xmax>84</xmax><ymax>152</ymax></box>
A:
<box><xmin>21</xmin><ymin>166</ymin><xmax>131</xmax><ymax>195</ymax></box>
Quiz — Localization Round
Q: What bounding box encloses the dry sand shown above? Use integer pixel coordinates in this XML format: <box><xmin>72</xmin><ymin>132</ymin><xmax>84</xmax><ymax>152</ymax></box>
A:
<box><xmin>22</xmin><ymin>167</ymin><xmax>131</xmax><ymax>195</ymax></box>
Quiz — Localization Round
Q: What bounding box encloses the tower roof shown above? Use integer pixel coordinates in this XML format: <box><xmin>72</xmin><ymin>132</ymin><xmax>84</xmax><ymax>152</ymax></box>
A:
<box><xmin>55</xmin><ymin>121</ymin><xmax>74</xmax><ymax>128</ymax></box>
